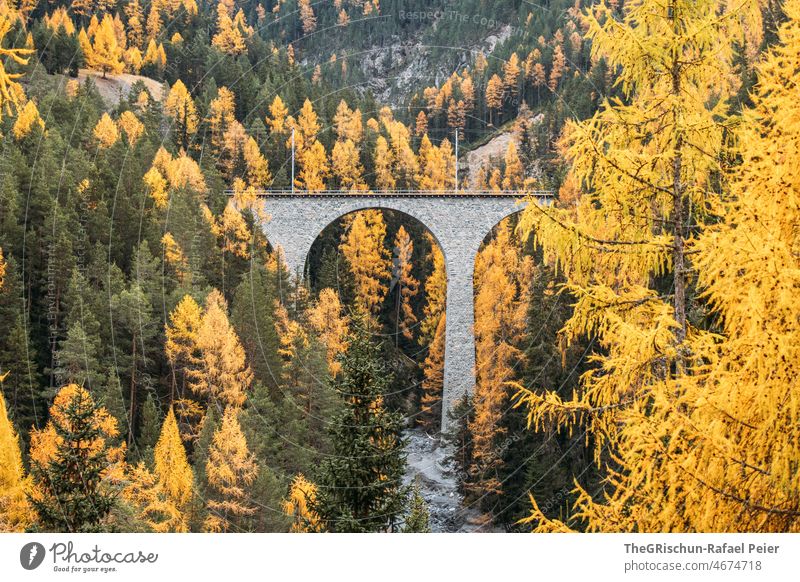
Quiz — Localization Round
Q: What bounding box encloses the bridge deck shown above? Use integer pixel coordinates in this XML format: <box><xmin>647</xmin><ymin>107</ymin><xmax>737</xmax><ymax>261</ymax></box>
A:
<box><xmin>234</xmin><ymin>189</ymin><xmax>553</xmax><ymax>199</ymax></box>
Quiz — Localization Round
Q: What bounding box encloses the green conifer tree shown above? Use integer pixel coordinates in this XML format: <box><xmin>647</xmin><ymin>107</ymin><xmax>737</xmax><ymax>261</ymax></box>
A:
<box><xmin>313</xmin><ymin>319</ymin><xmax>408</xmax><ymax>532</ymax></box>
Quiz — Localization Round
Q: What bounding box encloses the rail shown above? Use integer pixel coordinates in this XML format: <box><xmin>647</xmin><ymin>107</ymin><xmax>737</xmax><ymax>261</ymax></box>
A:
<box><xmin>226</xmin><ymin>189</ymin><xmax>553</xmax><ymax>199</ymax></box>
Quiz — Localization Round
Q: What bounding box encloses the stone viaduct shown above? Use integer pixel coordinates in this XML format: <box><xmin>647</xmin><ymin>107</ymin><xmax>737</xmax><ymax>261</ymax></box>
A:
<box><xmin>258</xmin><ymin>191</ymin><xmax>551</xmax><ymax>432</ymax></box>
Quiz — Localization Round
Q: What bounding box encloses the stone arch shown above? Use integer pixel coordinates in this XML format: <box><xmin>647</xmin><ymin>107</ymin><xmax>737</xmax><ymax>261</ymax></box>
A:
<box><xmin>302</xmin><ymin>207</ymin><xmax>449</xmax><ymax>285</ymax></box>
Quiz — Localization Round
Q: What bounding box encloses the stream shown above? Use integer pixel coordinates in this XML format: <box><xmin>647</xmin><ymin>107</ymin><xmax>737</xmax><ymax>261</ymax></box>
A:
<box><xmin>402</xmin><ymin>428</ymin><xmax>498</xmax><ymax>532</ymax></box>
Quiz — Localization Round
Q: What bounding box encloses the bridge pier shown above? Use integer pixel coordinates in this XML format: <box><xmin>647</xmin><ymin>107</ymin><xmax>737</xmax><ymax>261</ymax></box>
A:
<box><xmin>439</xmin><ymin>241</ymin><xmax>479</xmax><ymax>433</ymax></box>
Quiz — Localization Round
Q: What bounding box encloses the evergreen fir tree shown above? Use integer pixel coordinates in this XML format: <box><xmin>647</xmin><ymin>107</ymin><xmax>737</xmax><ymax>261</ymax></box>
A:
<box><xmin>402</xmin><ymin>484</ymin><xmax>431</xmax><ymax>532</ymax></box>
<box><xmin>313</xmin><ymin>319</ymin><xmax>408</xmax><ymax>532</ymax></box>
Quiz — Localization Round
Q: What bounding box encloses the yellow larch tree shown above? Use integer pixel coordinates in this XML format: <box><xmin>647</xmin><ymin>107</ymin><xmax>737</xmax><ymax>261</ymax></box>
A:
<box><xmin>124</xmin><ymin>47</ymin><xmax>143</xmax><ymax>73</ymax></box>
<box><xmin>87</xmin><ymin>14</ymin><xmax>125</xmax><ymax>78</ymax></box>
<box><xmin>212</xmin><ymin>1</ymin><xmax>250</xmax><ymax>56</ymax></box>
<box><xmin>414</xmin><ymin>110</ymin><xmax>428</xmax><ymax>137</ymax></box>
<box><xmin>0</xmin><ymin>10</ymin><xmax>34</xmax><ymax>122</ymax></box>
<box><xmin>161</xmin><ymin>232</ymin><xmax>191</xmax><ymax>285</ymax></box>
<box><xmin>207</xmin><ymin>86</ymin><xmax>236</xmax><ymax>156</ymax></box>
<box><xmin>515</xmin><ymin>0</ymin><xmax>767</xmax><ymax>532</ymax></box>
<box><xmin>485</xmin><ymin>74</ymin><xmax>504</xmax><ymax>124</ymax></box>
<box><xmin>144</xmin><ymin>167</ymin><xmax>169</xmax><ymax>210</ymax></box>
<box><xmin>548</xmin><ymin>43</ymin><xmax>565</xmax><ymax>92</ymax></box>
<box><xmin>282</xmin><ymin>474</ymin><xmax>322</xmax><ymax>532</ymax></box>
<box><xmin>385</xmin><ymin>117</ymin><xmax>418</xmax><ymax>188</ymax></box>
<box><xmin>93</xmin><ymin>112</ymin><xmax>120</xmax><ymax>148</ymax></box>
<box><xmin>502</xmin><ymin>141</ymin><xmax>523</xmax><ymax>190</ymax></box>
<box><xmin>152</xmin><ymin>408</ymin><xmax>193</xmax><ymax>530</ymax></box>
<box><xmin>118</xmin><ymin>110</ymin><xmax>144</xmax><ymax>146</ymax></box>
<box><xmin>470</xmin><ymin>221</ymin><xmax>532</xmax><ymax>499</ymax></box>
<box><xmin>418</xmin><ymin>314</ymin><xmax>445</xmax><ymax>430</ymax></box>
<box><xmin>202</xmin><ymin>197</ymin><xmax>253</xmax><ymax>260</ymax></box>
<box><xmin>126</xmin><ymin>408</ymin><xmax>194</xmax><ymax>532</ymax></box>
<box><xmin>416</xmin><ymin>135</ymin><xmax>452</xmax><ymax>191</ymax></box>
<box><xmin>204</xmin><ymin>406</ymin><xmax>259</xmax><ymax>532</ymax></box>
<box><xmin>266</xmin><ymin>95</ymin><xmax>289</xmax><ymax>135</ymax></box>
<box><xmin>289</xmin><ymin>99</ymin><xmax>329</xmax><ymax>191</ymax></box>
<box><xmin>165</xmin><ymin>295</ymin><xmax>203</xmax><ymax>401</ymax></box>
<box><xmin>374</xmin><ymin>135</ymin><xmax>396</xmax><ymax>191</ymax></box>
<box><xmin>503</xmin><ymin>52</ymin><xmax>521</xmax><ymax>100</ymax></box>
<box><xmin>306</xmin><ymin>288</ymin><xmax>349</xmax><ymax>377</ymax></box>
<box><xmin>419</xmin><ymin>234</ymin><xmax>446</xmax><ymax>346</ymax></box>
<box><xmin>298</xmin><ymin>0</ymin><xmax>317</xmax><ymax>35</ymax></box>
<box><xmin>340</xmin><ymin>210</ymin><xmax>391</xmax><ymax>322</ymax></box>
<box><xmin>391</xmin><ymin>226</ymin><xmax>418</xmax><ymax>342</ymax></box>
<box><xmin>165</xmin><ymin>79</ymin><xmax>198</xmax><ymax>149</ymax></box>
<box><xmin>142</xmin><ymin>39</ymin><xmax>167</xmax><ymax>72</ymax></box>
<box><xmin>243</xmin><ymin>137</ymin><xmax>271</xmax><ymax>189</ymax></box>
<box><xmin>298</xmin><ymin>140</ymin><xmax>329</xmax><ymax>192</ymax></box>
<box><xmin>12</xmin><ymin>99</ymin><xmax>44</xmax><ymax>140</ymax></box>
<box><xmin>0</xmin><ymin>390</ymin><xmax>34</xmax><ymax>532</ymax></box>
<box><xmin>191</xmin><ymin>290</ymin><xmax>253</xmax><ymax>409</ymax></box>
<box><xmin>125</xmin><ymin>0</ymin><xmax>145</xmax><ymax>48</ymax></box>
<box><xmin>332</xmin><ymin>139</ymin><xmax>367</xmax><ymax>191</ymax></box>
<box><xmin>333</xmin><ymin>100</ymin><xmax>363</xmax><ymax>144</ymax></box>
<box><xmin>44</xmin><ymin>7</ymin><xmax>76</xmax><ymax>36</ymax></box>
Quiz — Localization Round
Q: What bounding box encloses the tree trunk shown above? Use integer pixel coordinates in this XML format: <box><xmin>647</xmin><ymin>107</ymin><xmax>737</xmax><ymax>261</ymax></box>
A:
<box><xmin>128</xmin><ymin>336</ymin><xmax>136</xmax><ymax>446</ymax></box>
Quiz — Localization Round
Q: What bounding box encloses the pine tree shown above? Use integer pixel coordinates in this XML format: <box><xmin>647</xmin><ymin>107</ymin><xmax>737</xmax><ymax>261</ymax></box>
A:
<box><xmin>313</xmin><ymin>322</ymin><xmax>408</xmax><ymax>532</ymax></box>
<box><xmin>110</xmin><ymin>284</ymin><xmax>158</xmax><ymax>446</ymax></box>
<box><xmin>402</xmin><ymin>484</ymin><xmax>430</xmax><ymax>532</ymax></box>
<box><xmin>0</xmin><ymin>258</ymin><xmax>42</xmax><ymax>442</ymax></box>
<box><xmin>28</xmin><ymin>385</ymin><xmax>125</xmax><ymax>532</ymax></box>
<box><xmin>230</xmin><ymin>264</ymin><xmax>283</xmax><ymax>391</ymax></box>
<box><xmin>0</xmin><ymin>390</ymin><xmax>34</xmax><ymax>532</ymax></box>
<box><xmin>204</xmin><ymin>406</ymin><xmax>258</xmax><ymax>532</ymax></box>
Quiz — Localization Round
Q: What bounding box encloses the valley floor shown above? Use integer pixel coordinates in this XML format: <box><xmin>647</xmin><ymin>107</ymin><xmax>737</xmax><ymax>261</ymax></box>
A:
<box><xmin>402</xmin><ymin>428</ymin><xmax>499</xmax><ymax>533</ymax></box>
